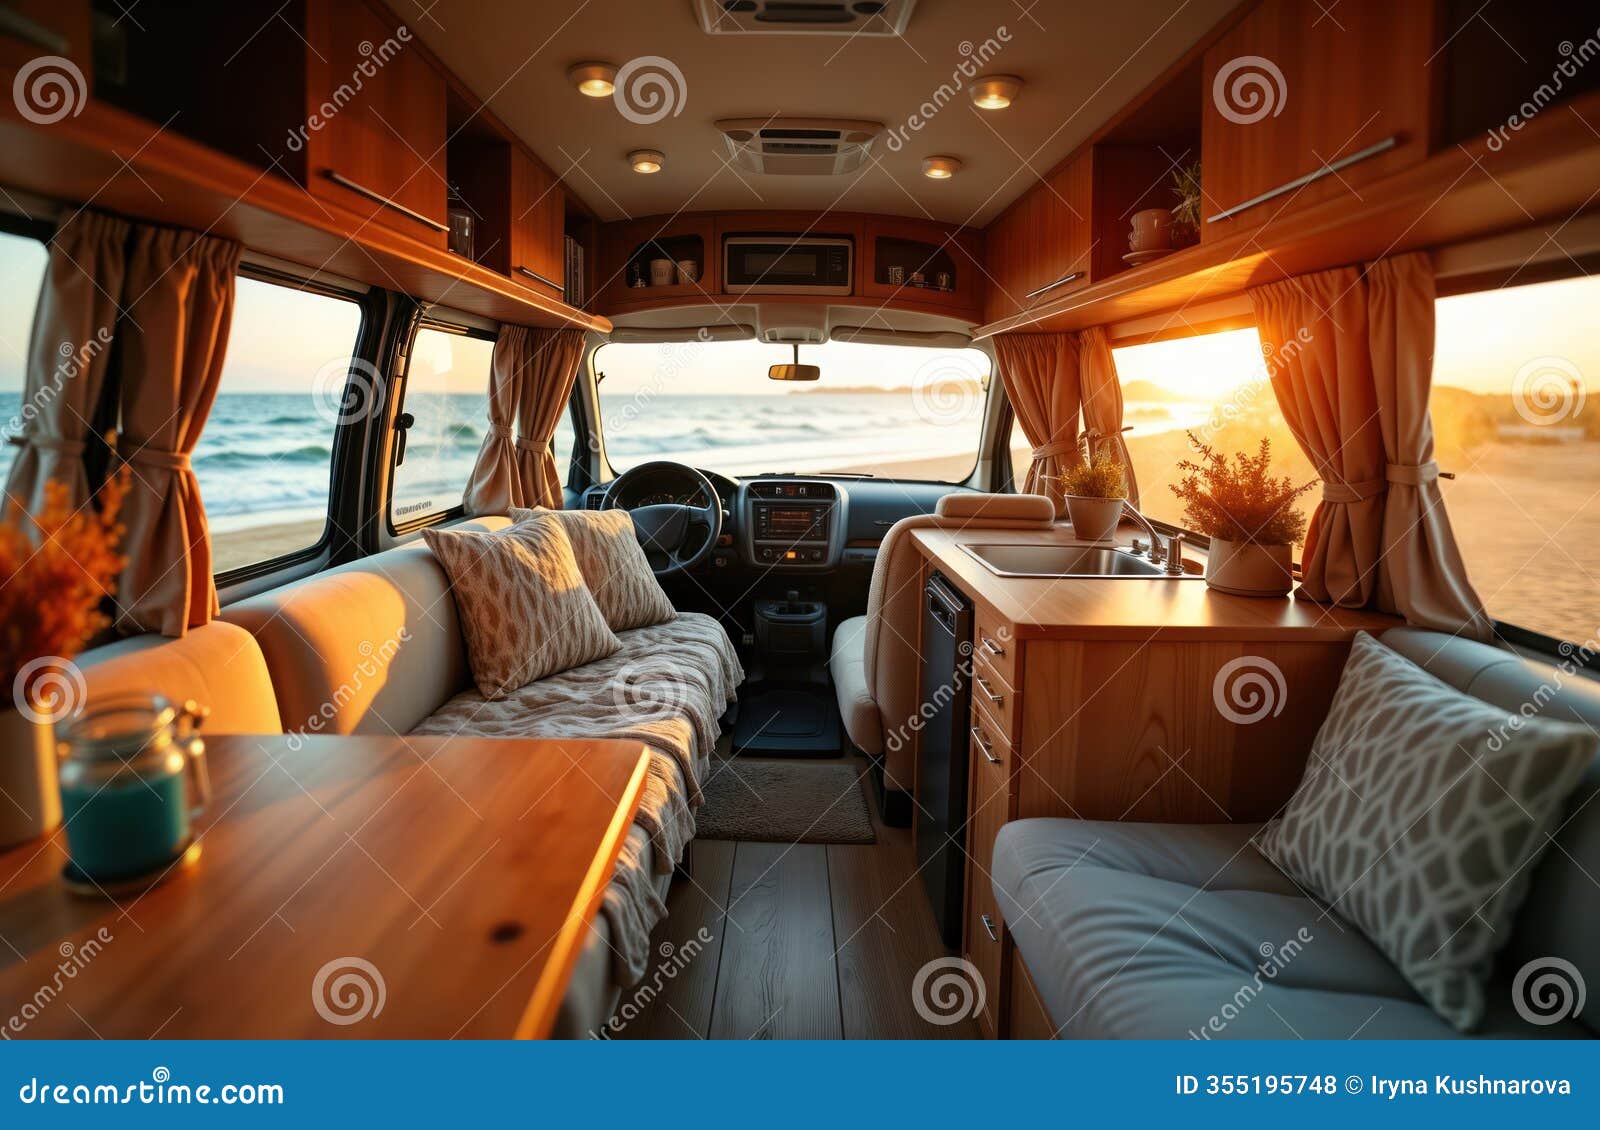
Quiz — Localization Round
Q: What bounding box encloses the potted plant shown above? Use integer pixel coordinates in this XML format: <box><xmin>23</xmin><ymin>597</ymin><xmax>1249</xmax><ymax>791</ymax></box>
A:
<box><xmin>1</xmin><ymin>475</ymin><xmax>126</xmax><ymax>848</ymax></box>
<box><xmin>1170</xmin><ymin>160</ymin><xmax>1202</xmax><ymax>245</ymax></box>
<box><xmin>1169</xmin><ymin>432</ymin><xmax>1314</xmax><ymax>596</ymax></box>
<box><xmin>1058</xmin><ymin>433</ymin><xmax>1128</xmax><ymax>543</ymax></box>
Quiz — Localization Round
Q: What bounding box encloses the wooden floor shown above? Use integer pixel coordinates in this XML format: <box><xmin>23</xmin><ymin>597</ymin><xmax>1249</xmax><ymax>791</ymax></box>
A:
<box><xmin>611</xmin><ymin>753</ymin><xmax>980</xmax><ymax>1040</ymax></box>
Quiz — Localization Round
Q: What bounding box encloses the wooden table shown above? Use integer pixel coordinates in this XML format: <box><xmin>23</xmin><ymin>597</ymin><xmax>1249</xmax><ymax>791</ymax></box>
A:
<box><xmin>0</xmin><ymin>734</ymin><xmax>649</xmax><ymax>1039</ymax></box>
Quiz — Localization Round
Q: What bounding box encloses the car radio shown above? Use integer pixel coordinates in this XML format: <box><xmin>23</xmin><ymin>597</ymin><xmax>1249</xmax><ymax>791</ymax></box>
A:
<box><xmin>739</xmin><ymin>480</ymin><xmax>847</xmax><ymax>570</ymax></box>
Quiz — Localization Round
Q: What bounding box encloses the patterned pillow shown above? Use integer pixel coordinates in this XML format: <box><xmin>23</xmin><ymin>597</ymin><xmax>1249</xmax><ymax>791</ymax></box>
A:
<box><xmin>424</xmin><ymin>518</ymin><xmax>620</xmax><ymax>699</ymax></box>
<box><xmin>508</xmin><ymin>507</ymin><xmax>676</xmax><ymax>632</ymax></box>
<box><xmin>1255</xmin><ymin>632</ymin><xmax>1595</xmax><ymax>1031</ymax></box>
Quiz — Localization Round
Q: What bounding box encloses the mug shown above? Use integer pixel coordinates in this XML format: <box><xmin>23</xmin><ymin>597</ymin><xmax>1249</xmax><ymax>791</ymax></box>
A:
<box><xmin>886</xmin><ymin>265</ymin><xmax>905</xmax><ymax>286</ymax></box>
<box><xmin>1129</xmin><ymin>208</ymin><xmax>1175</xmax><ymax>252</ymax></box>
<box><xmin>648</xmin><ymin>258</ymin><xmax>675</xmax><ymax>286</ymax></box>
<box><xmin>57</xmin><ymin>696</ymin><xmax>210</xmax><ymax>882</ymax></box>
<box><xmin>675</xmin><ymin>259</ymin><xmax>699</xmax><ymax>284</ymax></box>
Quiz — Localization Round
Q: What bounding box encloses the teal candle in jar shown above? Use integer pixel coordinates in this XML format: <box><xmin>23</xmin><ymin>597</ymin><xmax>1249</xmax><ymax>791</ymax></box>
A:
<box><xmin>57</xmin><ymin>696</ymin><xmax>210</xmax><ymax>882</ymax></box>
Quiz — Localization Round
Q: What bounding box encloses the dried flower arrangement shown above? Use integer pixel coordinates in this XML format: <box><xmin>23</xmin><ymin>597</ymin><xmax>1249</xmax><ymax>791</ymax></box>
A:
<box><xmin>1170</xmin><ymin>161</ymin><xmax>1202</xmax><ymax>238</ymax></box>
<box><xmin>1170</xmin><ymin>432</ymin><xmax>1314</xmax><ymax>545</ymax></box>
<box><xmin>1057</xmin><ymin>433</ymin><xmax>1128</xmax><ymax>500</ymax></box>
<box><xmin>1</xmin><ymin>475</ymin><xmax>128</xmax><ymax>711</ymax></box>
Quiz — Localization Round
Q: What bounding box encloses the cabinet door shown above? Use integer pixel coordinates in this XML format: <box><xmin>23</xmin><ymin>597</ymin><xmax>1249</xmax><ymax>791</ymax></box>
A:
<box><xmin>510</xmin><ymin>151</ymin><xmax>565</xmax><ymax>295</ymax></box>
<box><xmin>963</xmin><ymin>748</ymin><xmax>1010</xmax><ymax>1038</ymax></box>
<box><xmin>982</xmin><ymin>155</ymin><xmax>1090</xmax><ymax>323</ymax></box>
<box><xmin>1200</xmin><ymin>0</ymin><xmax>1434</xmax><ymax>239</ymax></box>
<box><xmin>861</xmin><ymin>217</ymin><xmax>983</xmax><ymax>315</ymax></box>
<box><xmin>305</xmin><ymin>0</ymin><xmax>449</xmax><ymax>247</ymax></box>
<box><xmin>0</xmin><ymin>0</ymin><xmax>91</xmax><ymax>78</ymax></box>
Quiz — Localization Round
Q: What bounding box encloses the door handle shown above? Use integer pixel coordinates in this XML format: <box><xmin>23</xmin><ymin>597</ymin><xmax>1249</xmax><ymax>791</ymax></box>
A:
<box><xmin>970</xmin><ymin>725</ymin><xmax>1001</xmax><ymax>765</ymax></box>
<box><xmin>980</xmin><ymin>635</ymin><xmax>1005</xmax><ymax>658</ymax></box>
<box><xmin>324</xmin><ymin>170</ymin><xmax>450</xmax><ymax>233</ymax></box>
<box><xmin>1023</xmin><ymin>271</ymin><xmax>1082</xmax><ymax>300</ymax></box>
<box><xmin>516</xmin><ymin>265</ymin><xmax>563</xmax><ymax>290</ymax></box>
<box><xmin>981</xmin><ymin>913</ymin><xmax>999</xmax><ymax>942</ymax></box>
<box><xmin>975</xmin><ymin>676</ymin><xmax>1004</xmax><ymax>707</ymax></box>
<box><xmin>1205</xmin><ymin>135</ymin><xmax>1400</xmax><ymax>224</ymax></box>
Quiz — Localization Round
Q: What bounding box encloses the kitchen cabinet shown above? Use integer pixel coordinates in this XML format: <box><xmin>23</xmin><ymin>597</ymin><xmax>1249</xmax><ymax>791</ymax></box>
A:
<box><xmin>509</xmin><ymin>149</ymin><xmax>566</xmax><ymax>296</ymax></box>
<box><xmin>981</xmin><ymin>154</ymin><xmax>1091</xmax><ymax>324</ymax></box>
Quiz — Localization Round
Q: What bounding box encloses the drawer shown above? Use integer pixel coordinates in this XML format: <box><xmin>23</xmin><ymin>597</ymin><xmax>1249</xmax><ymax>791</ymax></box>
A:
<box><xmin>972</xmin><ymin>614</ymin><xmax>1015</xmax><ymax>689</ymax></box>
<box><xmin>964</xmin><ymin>751</ymin><xmax>1009</xmax><ymax>1038</ymax></box>
<box><xmin>969</xmin><ymin>696</ymin><xmax>1012</xmax><ymax>773</ymax></box>
<box><xmin>970</xmin><ymin>660</ymin><xmax>1013</xmax><ymax>741</ymax></box>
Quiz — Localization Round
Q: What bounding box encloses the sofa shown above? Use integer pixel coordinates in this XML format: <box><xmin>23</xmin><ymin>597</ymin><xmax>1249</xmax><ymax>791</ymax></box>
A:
<box><xmin>80</xmin><ymin>516</ymin><xmax>742</xmax><ymax>1038</ymax></box>
<box><xmin>991</xmin><ymin>627</ymin><xmax>1599</xmax><ymax>1039</ymax></box>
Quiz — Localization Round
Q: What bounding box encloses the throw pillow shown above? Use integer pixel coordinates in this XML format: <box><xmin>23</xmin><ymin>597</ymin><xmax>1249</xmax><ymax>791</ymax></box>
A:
<box><xmin>508</xmin><ymin>507</ymin><xmax>677</xmax><ymax>631</ymax></box>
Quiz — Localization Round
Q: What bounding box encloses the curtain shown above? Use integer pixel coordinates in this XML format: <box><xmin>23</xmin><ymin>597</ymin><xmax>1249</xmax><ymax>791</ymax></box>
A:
<box><xmin>1078</xmin><ymin>325</ymin><xmax>1139</xmax><ymax>508</ymax></box>
<box><xmin>4</xmin><ymin>212</ymin><xmax>129</xmax><ymax>515</ymax></box>
<box><xmin>463</xmin><ymin>325</ymin><xmax>585</xmax><ymax>513</ymax></box>
<box><xmin>1367</xmin><ymin>255</ymin><xmax>1492</xmax><ymax>639</ymax></box>
<box><xmin>114</xmin><ymin>227</ymin><xmax>243</xmax><ymax>637</ymax></box>
<box><xmin>1250</xmin><ymin>268</ymin><xmax>1386</xmax><ymax>607</ymax></box>
<box><xmin>993</xmin><ymin>332</ymin><xmax>1081</xmax><ymax>516</ymax></box>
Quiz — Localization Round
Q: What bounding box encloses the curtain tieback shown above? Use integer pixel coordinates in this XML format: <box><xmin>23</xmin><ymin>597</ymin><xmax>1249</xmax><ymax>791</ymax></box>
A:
<box><xmin>486</xmin><ymin>423</ymin><xmax>514</xmax><ymax>440</ymax></box>
<box><xmin>1320</xmin><ymin>476</ymin><xmax>1385</xmax><ymax>503</ymax></box>
<box><xmin>513</xmin><ymin>435</ymin><xmax>546</xmax><ymax>454</ymax></box>
<box><xmin>126</xmin><ymin>448</ymin><xmax>191</xmax><ymax>472</ymax></box>
<box><xmin>21</xmin><ymin>435</ymin><xmax>87</xmax><ymax>457</ymax></box>
<box><xmin>1031</xmin><ymin>439</ymin><xmax>1078</xmax><ymax>461</ymax></box>
<box><xmin>1385</xmin><ymin>461</ymin><xmax>1439</xmax><ymax>487</ymax></box>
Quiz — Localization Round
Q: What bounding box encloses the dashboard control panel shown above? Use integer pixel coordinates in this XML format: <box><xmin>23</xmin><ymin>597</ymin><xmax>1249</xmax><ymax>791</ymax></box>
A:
<box><xmin>738</xmin><ymin>479</ymin><xmax>847</xmax><ymax>571</ymax></box>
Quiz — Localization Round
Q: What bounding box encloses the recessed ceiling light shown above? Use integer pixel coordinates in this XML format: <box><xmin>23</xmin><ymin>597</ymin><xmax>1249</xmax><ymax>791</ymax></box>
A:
<box><xmin>971</xmin><ymin>75</ymin><xmax>1022</xmax><ymax>110</ymax></box>
<box><xmin>567</xmin><ymin>61</ymin><xmax>617</xmax><ymax>98</ymax></box>
<box><xmin>629</xmin><ymin>149</ymin><xmax>665</xmax><ymax>174</ymax></box>
<box><xmin>921</xmin><ymin>155</ymin><xmax>961</xmax><ymax>179</ymax></box>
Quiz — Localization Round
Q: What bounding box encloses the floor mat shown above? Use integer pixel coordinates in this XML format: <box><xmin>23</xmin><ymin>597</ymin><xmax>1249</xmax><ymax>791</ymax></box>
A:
<box><xmin>696</xmin><ymin>760</ymin><xmax>875</xmax><ymax>843</ymax></box>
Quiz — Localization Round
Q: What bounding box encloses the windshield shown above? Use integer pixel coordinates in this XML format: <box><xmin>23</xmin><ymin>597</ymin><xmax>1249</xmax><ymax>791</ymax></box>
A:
<box><xmin>594</xmin><ymin>339</ymin><xmax>990</xmax><ymax>482</ymax></box>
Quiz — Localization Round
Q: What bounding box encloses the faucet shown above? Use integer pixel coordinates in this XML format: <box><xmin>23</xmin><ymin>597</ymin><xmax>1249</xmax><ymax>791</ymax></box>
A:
<box><xmin>1120</xmin><ymin>502</ymin><xmax>1166</xmax><ymax>564</ymax></box>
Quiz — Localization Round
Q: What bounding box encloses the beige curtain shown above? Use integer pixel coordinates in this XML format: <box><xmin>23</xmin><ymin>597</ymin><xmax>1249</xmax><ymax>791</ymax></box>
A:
<box><xmin>993</xmin><ymin>332</ymin><xmax>1081</xmax><ymax>515</ymax></box>
<box><xmin>1078</xmin><ymin>325</ymin><xmax>1139</xmax><ymax>508</ymax></box>
<box><xmin>4</xmin><ymin>212</ymin><xmax>129</xmax><ymax>515</ymax></box>
<box><xmin>1367</xmin><ymin>255</ymin><xmax>1491</xmax><ymax>639</ymax></box>
<box><xmin>114</xmin><ymin>227</ymin><xmax>243</xmax><ymax>637</ymax></box>
<box><xmin>463</xmin><ymin>325</ymin><xmax>585</xmax><ymax>513</ymax></box>
<box><xmin>1250</xmin><ymin>268</ymin><xmax>1385</xmax><ymax>607</ymax></box>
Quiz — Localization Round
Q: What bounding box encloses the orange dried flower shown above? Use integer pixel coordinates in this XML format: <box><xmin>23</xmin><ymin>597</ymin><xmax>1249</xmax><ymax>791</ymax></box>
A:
<box><xmin>1169</xmin><ymin>432</ymin><xmax>1314</xmax><ymax>546</ymax></box>
<box><xmin>1</xmin><ymin>473</ymin><xmax>128</xmax><ymax>703</ymax></box>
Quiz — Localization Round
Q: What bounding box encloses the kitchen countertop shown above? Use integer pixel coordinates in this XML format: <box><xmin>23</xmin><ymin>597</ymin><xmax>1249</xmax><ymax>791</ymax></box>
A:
<box><xmin>912</xmin><ymin>525</ymin><xmax>1401</xmax><ymax>641</ymax></box>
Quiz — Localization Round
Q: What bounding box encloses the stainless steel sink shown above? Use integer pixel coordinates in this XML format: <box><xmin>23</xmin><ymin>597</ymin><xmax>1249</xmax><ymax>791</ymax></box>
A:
<box><xmin>960</xmin><ymin>542</ymin><xmax>1195</xmax><ymax>578</ymax></box>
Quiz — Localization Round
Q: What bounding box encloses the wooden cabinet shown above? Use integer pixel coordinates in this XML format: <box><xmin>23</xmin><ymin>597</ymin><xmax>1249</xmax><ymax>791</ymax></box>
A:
<box><xmin>981</xmin><ymin>154</ymin><xmax>1092</xmax><ymax>324</ymax></box>
<box><xmin>860</xmin><ymin>216</ymin><xmax>984</xmax><ymax>315</ymax></box>
<box><xmin>594</xmin><ymin>216</ymin><xmax>717</xmax><ymax>310</ymax></box>
<box><xmin>962</xmin><ymin>746</ymin><xmax>1010</xmax><ymax>1040</ymax></box>
<box><xmin>0</xmin><ymin>0</ymin><xmax>92</xmax><ymax>78</ymax></box>
<box><xmin>1200</xmin><ymin>0</ymin><xmax>1435</xmax><ymax>240</ymax></box>
<box><xmin>509</xmin><ymin>149</ymin><xmax>566</xmax><ymax>295</ymax></box>
<box><xmin>304</xmin><ymin>0</ymin><xmax>449</xmax><ymax>247</ymax></box>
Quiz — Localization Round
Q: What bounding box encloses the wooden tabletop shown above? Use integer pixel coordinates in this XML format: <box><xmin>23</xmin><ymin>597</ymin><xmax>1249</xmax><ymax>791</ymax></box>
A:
<box><xmin>913</xmin><ymin>525</ymin><xmax>1400</xmax><ymax>640</ymax></box>
<box><xmin>0</xmin><ymin>734</ymin><xmax>649</xmax><ymax>1039</ymax></box>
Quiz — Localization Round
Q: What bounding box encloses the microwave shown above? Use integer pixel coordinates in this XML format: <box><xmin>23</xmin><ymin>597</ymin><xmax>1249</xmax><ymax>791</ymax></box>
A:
<box><xmin>723</xmin><ymin>235</ymin><xmax>853</xmax><ymax>295</ymax></box>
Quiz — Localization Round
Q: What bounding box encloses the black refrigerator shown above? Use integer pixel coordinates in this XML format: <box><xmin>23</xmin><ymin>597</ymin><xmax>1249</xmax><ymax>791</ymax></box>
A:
<box><xmin>916</xmin><ymin>571</ymin><xmax>974</xmax><ymax>949</ymax></box>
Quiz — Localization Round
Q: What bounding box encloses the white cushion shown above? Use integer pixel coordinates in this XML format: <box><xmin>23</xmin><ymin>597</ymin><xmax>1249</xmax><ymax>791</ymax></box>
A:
<box><xmin>830</xmin><ymin>615</ymin><xmax>881</xmax><ymax>756</ymax></box>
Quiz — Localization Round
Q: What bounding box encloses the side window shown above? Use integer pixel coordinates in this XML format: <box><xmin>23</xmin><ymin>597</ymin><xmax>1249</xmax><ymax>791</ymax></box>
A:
<box><xmin>389</xmin><ymin>326</ymin><xmax>493</xmax><ymax>527</ymax></box>
<box><xmin>196</xmin><ymin>276</ymin><xmax>364</xmax><ymax>574</ymax></box>
<box><xmin>551</xmin><ymin>399</ymin><xmax>576</xmax><ymax>491</ymax></box>
<box><xmin>0</xmin><ymin>230</ymin><xmax>51</xmax><ymax>488</ymax></box>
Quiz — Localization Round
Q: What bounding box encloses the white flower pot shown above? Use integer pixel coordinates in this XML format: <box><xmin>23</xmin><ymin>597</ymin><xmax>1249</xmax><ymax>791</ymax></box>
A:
<box><xmin>1205</xmin><ymin>538</ymin><xmax>1293</xmax><ymax>597</ymax></box>
<box><xmin>0</xmin><ymin>709</ymin><xmax>61</xmax><ymax>849</ymax></box>
<box><xmin>1063</xmin><ymin>496</ymin><xmax>1125</xmax><ymax>542</ymax></box>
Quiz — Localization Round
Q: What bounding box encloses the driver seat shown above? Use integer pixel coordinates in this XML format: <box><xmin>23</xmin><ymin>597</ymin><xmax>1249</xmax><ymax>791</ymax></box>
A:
<box><xmin>829</xmin><ymin>492</ymin><xmax>1056</xmax><ymax>824</ymax></box>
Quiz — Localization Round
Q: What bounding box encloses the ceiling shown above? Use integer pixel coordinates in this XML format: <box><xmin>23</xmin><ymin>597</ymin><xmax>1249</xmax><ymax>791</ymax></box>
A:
<box><xmin>403</xmin><ymin>0</ymin><xmax>1239</xmax><ymax>228</ymax></box>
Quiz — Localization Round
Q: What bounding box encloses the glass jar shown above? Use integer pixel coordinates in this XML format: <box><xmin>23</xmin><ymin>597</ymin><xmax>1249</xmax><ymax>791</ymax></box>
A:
<box><xmin>57</xmin><ymin>696</ymin><xmax>210</xmax><ymax>882</ymax></box>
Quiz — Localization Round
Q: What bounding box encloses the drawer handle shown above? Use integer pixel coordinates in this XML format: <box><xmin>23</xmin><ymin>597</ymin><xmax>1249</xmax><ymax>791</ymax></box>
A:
<box><xmin>981</xmin><ymin>635</ymin><xmax>1005</xmax><ymax>658</ymax></box>
<box><xmin>975</xmin><ymin>676</ymin><xmax>1004</xmax><ymax>706</ymax></box>
<box><xmin>1205</xmin><ymin>135</ymin><xmax>1400</xmax><ymax>224</ymax></box>
<box><xmin>1023</xmin><ymin>271</ymin><xmax>1082</xmax><ymax>300</ymax></box>
<box><xmin>325</xmin><ymin>170</ymin><xmax>450</xmax><ymax>233</ymax></box>
<box><xmin>516</xmin><ymin>265</ymin><xmax>563</xmax><ymax>290</ymax></box>
<box><xmin>981</xmin><ymin>913</ymin><xmax>999</xmax><ymax>942</ymax></box>
<box><xmin>970</xmin><ymin>725</ymin><xmax>1001</xmax><ymax>765</ymax></box>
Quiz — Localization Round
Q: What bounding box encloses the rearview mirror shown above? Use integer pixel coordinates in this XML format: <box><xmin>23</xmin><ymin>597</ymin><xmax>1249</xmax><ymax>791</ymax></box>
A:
<box><xmin>768</xmin><ymin>363</ymin><xmax>821</xmax><ymax>382</ymax></box>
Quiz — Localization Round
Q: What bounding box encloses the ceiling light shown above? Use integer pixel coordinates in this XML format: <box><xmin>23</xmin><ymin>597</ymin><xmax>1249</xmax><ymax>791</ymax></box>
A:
<box><xmin>629</xmin><ymin>149</ymin><xmax>665</xmax><ymax>174</ymax></box>
<box><xmin>971</xmin><ymin>74</ymin><xmax>1022</xmax><ymax>110</ymax></box>
<box><xmin>921</xmin><ymin>155</ymin><xmax>961</xmax><ymax>179</ymax></box>
<box><xmin>568</xmin><ymin>61</ymin><xmax>617</xmax><ymax>98</ymax></box>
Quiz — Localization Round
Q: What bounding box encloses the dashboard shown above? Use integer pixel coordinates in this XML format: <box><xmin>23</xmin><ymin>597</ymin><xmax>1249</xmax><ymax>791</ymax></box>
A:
<box><xmin>597</xmin><ymin>468</ymin><xmax>738</xmax><ymax>513</ymax></box>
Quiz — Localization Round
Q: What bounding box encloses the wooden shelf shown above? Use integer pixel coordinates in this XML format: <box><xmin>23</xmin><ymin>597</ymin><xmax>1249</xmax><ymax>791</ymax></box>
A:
<box><xmin>0</xmin><ymin>96</ymin><xmax>610</xmax><ymax>333</ymax></box>
<box><xmin>973</xmin><ymin>87</ymin><xmax>1600</xmax><ymax>339</ymax></box>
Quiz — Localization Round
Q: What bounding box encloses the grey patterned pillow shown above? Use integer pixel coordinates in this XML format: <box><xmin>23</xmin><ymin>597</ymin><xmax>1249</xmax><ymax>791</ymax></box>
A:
<box><xmin>424</xmin><ymin>518</ymin><xmax>620</xmax><ymax>699</ymax></box>
<box><xmin>508</xmin><ymin>507</ymin><xmax>677</xmax><ymax>632</ymax></box>
<box><xmin>1255</xmin><ymin>632</ymin><xmax>1595</xmax><ymax>1031</ymax></box>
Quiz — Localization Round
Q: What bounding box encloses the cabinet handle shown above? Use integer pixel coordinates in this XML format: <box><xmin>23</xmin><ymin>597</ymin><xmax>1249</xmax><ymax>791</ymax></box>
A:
<box><xmin>0</xmin><ymin>8</ymin><xmax>70</xmax><ymax>52</ymax></box>
<box><xmin>975</xmin><ymin>676</ymin><xmax>1004</xmax><ymax>707</ymax></box>
<box><xmin>970</xmin><ymin>725</ymin><xmax>1001</xmax><ymax>765</ymax></box>
<box><xmin>981</xmin><ymin>913</ymin><xmax>999</xmax><ymax>942</ymax></box>
<box><xmin>324</xmin><ymin>170</ymin><xmax>450</xmax><ymax>233</ymax></box>
<box><xmin>1023</xmin><ymin>271</ymin><xmax>1082</xmax><ymax>300</ymax></box>
<box><xmin>516</xmin><ymin>265</ymin><xmax>563</xmax><ymax>290</ymax></box>
<box><xmin>981</xmin><ymin>635</ymin><xmax>1005</xmax><ymax>658</ymax></box>
<box><xmin>1205</xmin><ymin>135</ymin><xmax>1400</xmax><ymax>225</ymax></box>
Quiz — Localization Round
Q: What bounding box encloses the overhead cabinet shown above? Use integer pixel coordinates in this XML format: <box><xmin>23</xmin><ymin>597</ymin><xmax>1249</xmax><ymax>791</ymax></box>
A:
<box><xmin>981</xmin><ymin>156</ymin><xmax>1092</xmax><ymax>324</ymax></box>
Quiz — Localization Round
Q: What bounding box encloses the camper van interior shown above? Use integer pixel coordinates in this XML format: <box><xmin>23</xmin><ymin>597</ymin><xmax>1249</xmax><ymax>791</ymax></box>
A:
<box><xmin>1</xmin><ymin>0</ymin><xmax>1599</xmax><ymax>1048</ymax></box>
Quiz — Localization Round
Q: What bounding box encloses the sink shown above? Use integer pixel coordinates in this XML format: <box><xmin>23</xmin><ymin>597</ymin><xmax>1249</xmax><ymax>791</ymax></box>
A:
<box><xmin>960</xmin><ymin>542</ymin><xmax>1194</xmax><ymax>578</ymax></box>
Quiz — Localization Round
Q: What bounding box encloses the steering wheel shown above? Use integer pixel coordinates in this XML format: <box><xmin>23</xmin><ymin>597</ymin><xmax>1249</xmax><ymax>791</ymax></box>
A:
<box><xmin>601</xmin><ymin>461</ymin><xmax>724</xmax><ymax>578</ymax></box>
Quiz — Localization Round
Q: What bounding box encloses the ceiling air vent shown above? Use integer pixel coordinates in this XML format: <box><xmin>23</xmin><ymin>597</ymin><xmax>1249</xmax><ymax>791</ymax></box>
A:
<box><xmin>693</xmin><ymin>0</ymin><xmax>918</xmax><ymax>36</ymax></box>
<box><xmin>716</xmin><ymin>118</ymin><xmax>883</xmax><ymax>175</ymax></box>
